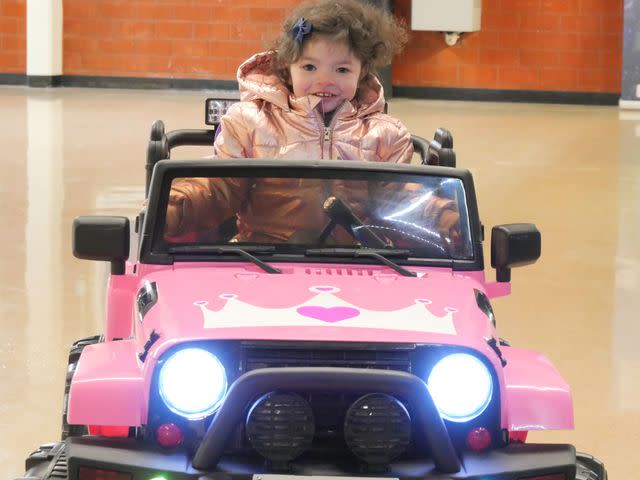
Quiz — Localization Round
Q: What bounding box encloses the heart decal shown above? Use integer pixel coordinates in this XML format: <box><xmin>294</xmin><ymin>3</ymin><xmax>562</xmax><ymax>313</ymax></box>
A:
<box><xmin>297</xmin><ymin>306</ymin><xmax>360</xmax><ymax>323</ymax></box>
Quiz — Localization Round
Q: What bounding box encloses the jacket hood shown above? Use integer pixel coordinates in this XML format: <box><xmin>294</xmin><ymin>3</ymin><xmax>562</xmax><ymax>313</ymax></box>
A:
<box><xmin>237</xmin><ymin>51</ymin><xmax>387</xmax><ymax>119</ymax></box>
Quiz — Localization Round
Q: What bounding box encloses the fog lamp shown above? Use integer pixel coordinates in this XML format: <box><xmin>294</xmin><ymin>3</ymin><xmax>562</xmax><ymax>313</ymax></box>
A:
<box><xmin>245</xmin><ymin>391</ymin><xmax>315</xmax><ymax>463</ymax></box>
<box><xmin>344</xmin><ymin>393</ymin><xmax>411</xmax><ymax>465</ymax></box>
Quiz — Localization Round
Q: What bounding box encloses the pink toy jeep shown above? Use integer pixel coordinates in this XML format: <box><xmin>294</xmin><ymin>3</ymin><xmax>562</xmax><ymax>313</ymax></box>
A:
<box><xmin>20</xmin><ymin>117</ymin><xmax>606</xmax><ymax>480</ymax></box>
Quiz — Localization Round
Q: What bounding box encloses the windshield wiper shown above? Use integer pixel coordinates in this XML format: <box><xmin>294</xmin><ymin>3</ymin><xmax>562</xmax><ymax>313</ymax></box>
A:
<box><xmin>305</xmin><ymin>248</ymin><xmax>417</xmax><ymax>277</ymax></box>
<box><xmin>168</xmin><ymin>245</ymin><xmax>281</xmax><ymax>274</ymax></box>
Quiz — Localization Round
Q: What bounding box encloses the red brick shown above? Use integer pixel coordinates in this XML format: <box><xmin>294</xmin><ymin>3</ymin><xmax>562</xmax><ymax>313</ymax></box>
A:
<box><xmin>134</xmin><ymin>39</ymin><xmax>173</xmax><ymax>56</ymax></box>
<box><xmin>137</xmin><ymin>3</ymin><xmax>174</xmax><ymax>20</ymax></box>
<box><xmin>459</xmin><ymin>65</ymin><xmax>499</xmax><ymax>87</ymax></box>
<box><xmin>210</xmin><ymin>6</ymin><xmax>250</xmax><ymax>23</ymax></box>
<box><xmin>64</xmin><ymin>1</ymin><xmax>98</xmax><ymax>18</ymax></box>
<box><xmin>539</xmin><ymin>0</ymin><xmax>580</xmax><ymax>13</ymax></box>
<box><xmin>63</xmin><ymin>52</ymin><xmax>83</xmax><ymax>72</ymax></box>
<box><xmin>479</xmin><ymin>48</ymin><xmax>519</xmax><ymax>66</ymax></box>
<box><xmin>97</xmin><ymin>38</ymin><xmax>136</xmax><ymax>55</ymax></box>
<box><xmin>520</xmin><ymin>50</ymin><xmax>559</xmax><ymax>67</ymax></box>
<box><xmin>497</xmin><ymin>66</ymin><xmax>540</xmax><ymax>88</ymax></box>
<box><xmin>172</xmin><ymin>5</ymin><xmax>213</xmax><ymax>22</ymax></box>
<box><xmin>579</xmin><ymin>33</ymin><xmax>620</xmax><ymax>52</ymax></box>
<box><xmin>0</xmin><ymin>34</ymin><xmax>24</xmax><ymax>51</ymax></box>
<box><xmin>97</xmin><ymin>0</ymin><xmax>138</xmax><ymax>19</ymax></box>
<box><xmin>483</xmin><ymin>13</ymin><xmax>518</xmax><ymax>31</ymax></box>
<box><xmin>519</xmin><ymin>13</ymin><xmax>560</xmax><ymax>32</ymax></box>
<box><xmin>0</xmin><ymin>0</ymin><xmax>25</xmax><ymax>17</ymax></box>
<box><xmin>0</xmin><ymin>52</ymin><xmax>25</xmax><ymax>71</ymax></box>
<box><xmin>560</xmin><ymin>15</ymin><xmax>602</xmax><ymax>33</ymax></box>
<box><xmin>417</xmin><ymin>64</ymin><xmax>459</xmax><ymax>86</ymax></box>
<box><xmin>249</xmin><ymin>7</ymin><xmax>286</xmax><ymax>23</ymax></box>
<box><xmin>579</xmin><ymin>0</ymin><xmax>614</xmax><ymax>13</ymax></box>
<box><xmin>154</xmin><ymin>22</ymin><xmax>193</xmax><ymax>38</ymax></box>
<box><xmin>578</xmin><ymin>69</ymin><xmax>620</xmax><ymax>92</ymax></box>
<box><xmin>171</xmin><ymin>39</ymin><xmax>210</xmax><ymax>57</ymax></box>
<box><xmin>194</xmin><ymin>23</ymin><xmax>230</xmax><ymax>41</ymax></box>
<box><xmin>0</xmin><ymin>17</ymin><xmax>23</xmax><ymax>34</ymax></box>
<box><xmin>539</xmin><ymin>68</ymin><xmax>579</xmax><ymax>90</ymax></box>
<box><xmin>65</xmin><ymin>36</ymin><xmax>98</xmax><ymax>53</ymax></box>
<box><xmin>229</xmin><ymin>24</ymin><xmax>267</xmax><ymax>41</ymax></box>
<box><xmin>211</xmin><ymin>40</ymin><xmax>260</xmax><ymax>58</ymax></box>
<box><xmin>600</xmin><ymin>50</ymin><xmax>621</xmax><ymax>69</ymax></box>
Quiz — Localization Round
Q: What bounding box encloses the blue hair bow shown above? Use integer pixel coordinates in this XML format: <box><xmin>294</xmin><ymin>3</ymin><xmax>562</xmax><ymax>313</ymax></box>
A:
<box><xmin>291</xmin><ymin>17</ymin><xmax>313</xmax><ymax>43</ymax></box>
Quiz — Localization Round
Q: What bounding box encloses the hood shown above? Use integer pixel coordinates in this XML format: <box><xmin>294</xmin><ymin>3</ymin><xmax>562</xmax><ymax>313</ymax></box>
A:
<box><xmin>237</xmin><ymin>51</ymin><xmax>387</xmax><ymax>119</ymax></box>
<box><xmin>137</xmin><ymin>263</ymin><xmax>496</xmax><ymax>355</ymax></box>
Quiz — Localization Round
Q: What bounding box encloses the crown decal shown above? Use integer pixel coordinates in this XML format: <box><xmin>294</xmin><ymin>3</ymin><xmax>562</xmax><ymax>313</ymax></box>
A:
<box><xmin>196</xmin><ymin>286</ymin><xmax>457</xmax><ymax>335</ymax></box>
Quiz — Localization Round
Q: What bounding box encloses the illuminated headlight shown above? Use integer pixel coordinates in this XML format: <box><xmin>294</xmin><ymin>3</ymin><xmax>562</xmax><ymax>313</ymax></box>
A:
<box><xmin>427</xmin><ymin>353</ymin><xmax>493</xmax><ymax>423</ymax></box>
<box><xmin>158</xmin><ymin>348</ymin><xmax>227</xmax><ymax>419</ymax></box>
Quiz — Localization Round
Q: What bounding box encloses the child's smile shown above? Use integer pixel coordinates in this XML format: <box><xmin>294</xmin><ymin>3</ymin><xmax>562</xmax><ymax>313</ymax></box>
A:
<box><xmin>289</xmin><ymin>35</ymin><xmax>363</xmax><ymax>115</ymax></box>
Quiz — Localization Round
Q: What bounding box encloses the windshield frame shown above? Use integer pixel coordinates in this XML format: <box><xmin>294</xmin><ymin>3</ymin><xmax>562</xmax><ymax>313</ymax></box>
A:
<box><xmin>139</xmin><ymin>159</ymin><xmax>484</xmax><ymax>271</ymax></box>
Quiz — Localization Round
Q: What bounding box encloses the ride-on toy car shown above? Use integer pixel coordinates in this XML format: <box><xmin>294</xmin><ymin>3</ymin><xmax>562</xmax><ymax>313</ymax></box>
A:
<box><xmin>20</xmin><ymin>100</ymin><xmax>606</xmax><ymax>480</ymax></box>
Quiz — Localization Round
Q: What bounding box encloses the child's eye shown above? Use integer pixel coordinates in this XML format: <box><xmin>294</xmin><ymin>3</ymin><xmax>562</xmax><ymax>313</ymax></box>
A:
<box><xmin>337</xmin><ymin>67</ymin><xmax>351</xmax><ymax>73</ymax></box>
<box><xmin>302</xmin><ymin>64</ymin><xmax>316</xmax><ymax>71</ymax></box>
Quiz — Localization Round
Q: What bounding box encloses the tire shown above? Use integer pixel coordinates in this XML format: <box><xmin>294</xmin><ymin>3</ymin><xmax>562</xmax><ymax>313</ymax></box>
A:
<box><xmin>61</xmin><ymin>335</ymin><xmax>103</xmax><ymax>440</ymax></box>
<box><xmin>20</xmin><ymin>443</ymin><xmax>67</xmax><ymax>480</ymax></box>
<box><xmin>575</xmin><ymin>452</ymin><xmax>607</xmax><ymax>480</ymax></box>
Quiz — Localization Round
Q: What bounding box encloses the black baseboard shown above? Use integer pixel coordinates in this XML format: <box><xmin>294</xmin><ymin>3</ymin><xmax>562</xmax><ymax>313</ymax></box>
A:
<box><xmin>0</xmin><ymin>73</ymin><xmax>620</xmax><ymax>105</ymax></box>
<box><xmin>0</xmin><ymin>73</ymin><xmax>27</xmax><ymax>85</ymax></box>
<box><xmin>59</xmin><ymin>75</ymin><xmax>238</xmax><ymax>91</ymax></box>
<box><xmin>27</xmin><ymin>75</ymin><xmax>63</xmax><ymax>87</ymax></box>
<box><xmin>393</xmin><ymin>85</ymin><xmax>620</xmax><ymax>106</ymax></box>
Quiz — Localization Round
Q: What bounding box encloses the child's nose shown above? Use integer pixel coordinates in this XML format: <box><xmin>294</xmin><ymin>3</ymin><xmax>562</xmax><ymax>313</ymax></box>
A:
<box><xmin>315</xmin><ymin>71</ymin><xmax>335</xmax><ymax>86</ymax></box>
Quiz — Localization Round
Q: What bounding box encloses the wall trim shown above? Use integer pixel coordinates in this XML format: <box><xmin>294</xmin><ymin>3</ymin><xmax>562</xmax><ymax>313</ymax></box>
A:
<box><xmin>0</xmin><ymin>74</ymin><xmax>621</xmax><ymax>105</ymax></box>
<box><xmin>0</xmin><ymin>73</ymin><xmax>27</xmax><ymax>85</ymax></box>
<box><xmin>27</xmin><ymin>75</ymin><xmax>63</xmax><ymax>87</ymax></box>
<box><xmin>393</xmin><ymin>86</ymin><xmax>620</xmax><ymax>106</ymax></box>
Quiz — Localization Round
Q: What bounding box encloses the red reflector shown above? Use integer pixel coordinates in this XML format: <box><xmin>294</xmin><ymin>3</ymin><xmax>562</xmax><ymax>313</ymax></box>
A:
<box><xmin>466</xmin><ymin>427</ymin><xmax>492</xmax><ymax>452</ymax></box>
<box><xmin>87</xmin><ymin>425</ymin><xmax>130</xmax><ymax>437</ymax></box>
<box><xmin>78</xmin><ymin>466</ymin><xmax>132</xmax><ymax>480</ymax></box>
<box><xmin>510</xmin><ymin>430</ymin><xmax>529</xmax><ymax>443</ymax></box>
<box><xmin>156</xmin><ymin>422</ymin><xmax>184</xmax><ymax>448</ymax></box>
<box><xmin>519</xmin><ymin>474</ymin><xmax>566</xmax><ymax>480</ymax></box>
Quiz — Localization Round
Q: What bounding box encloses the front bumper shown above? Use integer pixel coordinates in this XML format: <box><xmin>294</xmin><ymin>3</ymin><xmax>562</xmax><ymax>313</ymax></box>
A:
<box><xmin>23</xmin><ymin>438</ymin><xmax>581</xmax><ymax>480</ymax></box>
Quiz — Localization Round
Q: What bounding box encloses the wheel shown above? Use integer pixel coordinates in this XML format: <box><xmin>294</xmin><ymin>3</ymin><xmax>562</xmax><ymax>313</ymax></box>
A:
<box><xmin>20</xmin><ymin>443</ymin><xmax>67</xmax><ymax>479</ymax></box>
<box><xmin>61</xmin><ymin>335</ymin><xmax>102</xmax><ymax>440</ymax></box>
<box><xmin>575</xmin><ymin>452</ymin><xmax>607</xmax><ymax>480</ymax></box>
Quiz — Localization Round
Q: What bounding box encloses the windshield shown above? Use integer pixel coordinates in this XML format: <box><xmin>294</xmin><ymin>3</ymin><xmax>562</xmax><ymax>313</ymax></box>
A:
<box><xmin>160</xmin><ymin>169</ymin><xmax>473</xmax><ymax>261</ymax></box>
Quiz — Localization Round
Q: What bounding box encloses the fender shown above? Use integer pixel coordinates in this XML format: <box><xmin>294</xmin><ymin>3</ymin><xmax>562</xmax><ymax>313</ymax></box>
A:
<box><xmin>68</xmin><ymin>340</ymin><xmax>146</xmax><ymax>426</ymax></box>
<box><xmin>502</xmin><ymin>346</ymin><xmax>574</xmax><ymax>431</ymax></box>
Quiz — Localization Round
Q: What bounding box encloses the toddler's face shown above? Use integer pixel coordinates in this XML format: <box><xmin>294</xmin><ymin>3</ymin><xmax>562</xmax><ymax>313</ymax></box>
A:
<box><xmin>289</xmin><ymin>36</ymin><xmax>362</xmax><ymax>114</ymax></box>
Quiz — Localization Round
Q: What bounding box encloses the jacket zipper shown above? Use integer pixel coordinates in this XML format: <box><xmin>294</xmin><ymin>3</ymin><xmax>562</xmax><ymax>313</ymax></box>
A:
<box><xmin>319</xmin><ymin>101</ymin><xmax>347</xmax><ymax>159</ymax></box>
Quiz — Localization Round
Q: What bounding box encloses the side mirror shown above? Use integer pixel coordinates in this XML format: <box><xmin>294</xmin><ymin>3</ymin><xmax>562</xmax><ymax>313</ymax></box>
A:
<box><xmin>73</xmin><ymin>216</ymin><xmax>130</xmax><ymax>274</ymax></box>
<box><xmin>491</xmin><ymin>224</ymin><xmax>541</xmax><ymax>282</ymax></box>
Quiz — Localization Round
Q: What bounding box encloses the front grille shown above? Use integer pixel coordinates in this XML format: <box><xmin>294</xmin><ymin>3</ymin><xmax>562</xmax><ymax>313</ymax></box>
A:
<box><xmin>242</xmin><ymin>342</ymin><xmax>413</xmax><ymax>372</ymax></box>
<box><xmin>238</xmin><ymin>342</ymin><xmax>416</xmax><ymax>456</ymax></box>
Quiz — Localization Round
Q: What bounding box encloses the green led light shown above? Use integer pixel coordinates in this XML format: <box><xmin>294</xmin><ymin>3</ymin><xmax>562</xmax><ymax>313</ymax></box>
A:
<box><xmin>148</xmin><ymin>477</ymin><xmax>167</xmax><ymax>480</ymax></box>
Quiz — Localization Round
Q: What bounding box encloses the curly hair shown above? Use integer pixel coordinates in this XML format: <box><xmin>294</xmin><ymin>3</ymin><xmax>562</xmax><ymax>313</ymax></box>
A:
<box><xmin>271</xmin><ymin>0</ymin><xmax>409</xmax><ymax>85</ymax></box>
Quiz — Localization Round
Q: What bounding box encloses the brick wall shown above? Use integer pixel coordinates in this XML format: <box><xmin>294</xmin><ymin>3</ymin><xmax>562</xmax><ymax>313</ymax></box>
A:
<box><xmin>1</xmin><ymin>0</ymin><xmax>623</xmax><ymax>94</ymax></box>
<box><xmin>0</xmin><ymin>0</ymin><xmax>26</xmax><ymax>73</ymax></box>
<box><xmin>63</xmin><ymin>0</ymin><xmax>295</xmax><ymax>79</ymax></box>
<box><xmin>393</xmin><ymin>0</ymin><xmax>622</xmax><ymax>93</ymax></box>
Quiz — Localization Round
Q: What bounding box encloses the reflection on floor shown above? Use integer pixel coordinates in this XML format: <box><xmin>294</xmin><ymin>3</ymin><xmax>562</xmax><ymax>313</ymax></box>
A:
<box><xmin>0</xmin><ymin>86</ymin><xmax>638</xmax><ymax>479</ymax></box>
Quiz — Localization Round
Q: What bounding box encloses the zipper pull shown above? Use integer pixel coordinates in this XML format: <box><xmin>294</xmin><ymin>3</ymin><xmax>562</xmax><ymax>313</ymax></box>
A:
<box><xmin>324</xmin><ymin>127</ymin><xmax>331</xmax><ymax>142</ymax></box>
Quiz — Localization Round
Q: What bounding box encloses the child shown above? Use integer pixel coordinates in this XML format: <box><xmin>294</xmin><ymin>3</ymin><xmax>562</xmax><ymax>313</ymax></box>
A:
<box><xmin>211</xmin><ymin>0</ymin><xmax>411</xmax><ymax>162</ymax></box>
<box><xmin>165</xmin><ymin>0</ymin><xmax>460</xmax><ymax>248</ymax></box>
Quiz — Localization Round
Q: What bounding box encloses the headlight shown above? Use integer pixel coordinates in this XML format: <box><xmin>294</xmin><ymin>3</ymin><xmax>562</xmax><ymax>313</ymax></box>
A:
<box><xmin>427</xmin><ymin>353</ymin><xmax>493</xmax><ymax>422</ymax></box>
<box><xmin>158</xmin><ymin>348</ymin><xmax>228</xmax><ymax>419</ymax></box>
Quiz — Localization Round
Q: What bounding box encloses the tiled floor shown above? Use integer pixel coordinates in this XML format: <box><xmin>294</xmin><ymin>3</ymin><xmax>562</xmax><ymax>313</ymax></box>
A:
<box><xmin>1</xmin><ymin>86</ymin><xmax>638</xmax><ymax>479</ymax></box>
